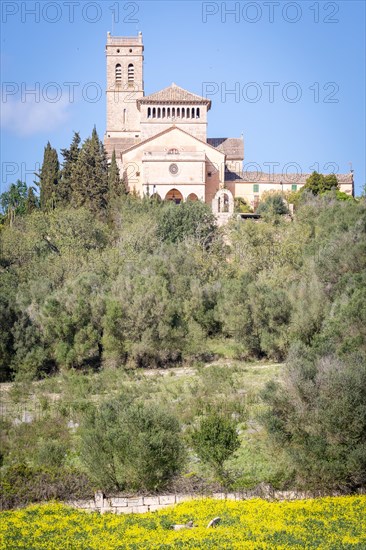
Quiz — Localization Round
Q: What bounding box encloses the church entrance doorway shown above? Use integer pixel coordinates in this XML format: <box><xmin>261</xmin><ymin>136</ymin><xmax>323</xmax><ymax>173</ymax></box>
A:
<box><xmin>165</xmin><ymin>189</ymin><xmax>183</xmax><ymax>204</ymax></box>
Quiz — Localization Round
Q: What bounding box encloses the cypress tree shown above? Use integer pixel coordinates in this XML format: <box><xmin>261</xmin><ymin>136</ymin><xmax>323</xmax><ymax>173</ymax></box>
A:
<box><xmin>71</xmin><ymin>127</ymin><xmax>108</xmax><ymax>215</ymax></box>
<box><xmin>38</xmin><ymin>142</ymin><xmax>60</xmax><ymax>211</ymax></box>
<box><xmin>59</xmin><ymin>131</ymin><xmax>80</xmax><ymax>207</ymax></box>
<box><xmin>108</xmin><ymin>149</ymin><xmax>126</xmax><ymax>201</ymax></box>
<box><xmin>25</xmin><ymin>187</ymin><xmax>39</xmax><ymax>214</ymax></box>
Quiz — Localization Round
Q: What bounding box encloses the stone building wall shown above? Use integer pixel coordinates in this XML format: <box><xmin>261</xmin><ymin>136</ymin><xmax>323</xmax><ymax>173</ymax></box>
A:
<box><xmin>234</xmin><ymin>180</ymin><xmax>354</xmax><ymax>210</ymax></box>
<box><xmin>106</xmin><ymin>33</ymin><xmax>144</xmax><ymax>139</ymax></box>
<box><xmin>141</xmin><ymin>121</ymin><xmax>208</xmax><ymax>142</ymax></box>
<box><xmin>120</xmin><ymin>127</ymin><xmax>225</xmax><ymax>201</ymax></box>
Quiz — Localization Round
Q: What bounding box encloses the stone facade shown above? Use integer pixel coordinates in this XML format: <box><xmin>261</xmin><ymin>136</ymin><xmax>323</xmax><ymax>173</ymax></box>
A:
<box><xmin>227</xmin><ymin>171</ymin><xmax>354</xmax><ymax>211</ymax></box>
<box><xmin>104</xmin><ymin>32</ymin><xmax>242</xmax><ymax>207</ymax></box>
<box><xmin>120</xmin><ymin>126</ymin><xmax>225</xmax><ymax>202</ymax></box>
<box><xmin>138</xmin><ymin>84</ymin><xmax>210</xmax><ymax>143</ymax></box>
<box><xmin>105</xmin><ymin>32</ymin><xmax>144</xmax><ymax>141</ymax></box>
<box><xmin>104</xmin><ymin>32</ymin><xmax>354</xmax><ymax>213</ymax></box>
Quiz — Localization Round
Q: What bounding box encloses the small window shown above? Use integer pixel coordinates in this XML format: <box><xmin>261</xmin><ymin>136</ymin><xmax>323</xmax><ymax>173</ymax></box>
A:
<box><xmin>196</xmin><ymin>108</ymin><xmax>200</xmax><ymax>118</ymax></box>
<box><xmin>253</xmin><ymin>184</ymin><xmax>259</xmax><ymax>193</ymax></box>
<box><xmin>115</xmin><ymin>64</ymin><xmax>122</xmax><ymax>83</ymax></box>
<box><xmin>291</xmin><ymin>184</ymin><xmax>298</xmax><ymax>192</ymax></box>
<box><xmin>147</xmin><ymin>107</ymin><xmax>151</xmax><ymax>118</ymax></box>
<box><xmin>168</xmin><ymin>148</ymin><xmax>179</xmax><ymax>155</ymax></box>
<box><xmin>128</xmin><ymin>63</ymin><xmax>134</xmax><ymax>82</ymax></box>
<box><xmin>208</xmin><ymin>171</ymin><xmax>212</xmax><ymax>177</ymax></box>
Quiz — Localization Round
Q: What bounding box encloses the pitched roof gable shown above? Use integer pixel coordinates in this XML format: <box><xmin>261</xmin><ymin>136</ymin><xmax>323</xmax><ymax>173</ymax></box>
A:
<box><xmin>207</xmin><ymin>138</ymin><xmax>244</xmax><ymax>160</ymax></box>
<box><xmin>138</xmin><ymin>83</ymin><xmax>211</xmax><ymax>108</ymax></box>
<box><xmin>121</xmin><ymin>125</ymin><xmax>225</xmax><ymax>157</ymax></box>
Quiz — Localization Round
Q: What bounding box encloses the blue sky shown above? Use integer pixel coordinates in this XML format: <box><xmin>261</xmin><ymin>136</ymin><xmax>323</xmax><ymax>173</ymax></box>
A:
<box><xmin>1</xmin><ymin>0</ymin><xmax>365</xmax><ymax>195</ymax></box>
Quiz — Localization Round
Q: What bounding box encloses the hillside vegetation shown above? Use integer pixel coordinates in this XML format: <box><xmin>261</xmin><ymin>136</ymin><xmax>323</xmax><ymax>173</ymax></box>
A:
<box><xmin>1</xmin><ymin>180</ymin><xmax>366</xmax><ymax>504</ymax></box>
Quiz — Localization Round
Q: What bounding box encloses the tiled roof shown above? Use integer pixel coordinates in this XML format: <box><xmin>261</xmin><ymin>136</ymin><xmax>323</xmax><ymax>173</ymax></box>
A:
<box><xmin>225</xmin><ymin>169</ymin><xmax>244</xmax><ymax>182</ymax></box>
<box><xmin>104</xmin><ymin>137</ymin><xmax>139</xmax><ymax>157</ymax></box>
<box><xmin>207</xmin><ymin>138</ymin><xmax>244</xmax><ymax>160</ymax></box>
<box><xmin>225</xmin><ymin>171</ymin><xmax>354</xmax><ymax>184</ymax></box>
<box><xmin>138</xmin><ymin>83</ymin><xmax>211</xmax><ymax>106</ymax></box>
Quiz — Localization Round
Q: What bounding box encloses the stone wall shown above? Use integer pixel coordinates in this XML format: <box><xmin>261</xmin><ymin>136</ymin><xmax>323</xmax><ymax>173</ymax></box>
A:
<box><xmin>65</xmin><ymin>488</ymin><xmax>314</xmax><ymax>515</ymax></box>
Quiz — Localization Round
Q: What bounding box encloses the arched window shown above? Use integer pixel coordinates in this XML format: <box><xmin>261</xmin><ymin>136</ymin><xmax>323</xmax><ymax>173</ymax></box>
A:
<box><xmin>147</xmin><ymin>107</ymin><xmax>151</xmax><ymax>119</ymax></box>
<box><xmin>157</xmin><ymin>108</ymin><xmax>161</xmax><ymax>118</ymax></box>
<box><xmin>162</xmin><ymin>107</ymin><xmax>166</xmax><ymax>118</ymax></box>
<box><xmin>115</xmin><ymin>64</ymin><xmax>122</xmax><ymax>83</ymax></box>
<box><xmin>123</xmin><ymin>109</ymin><xmax>126</xmax><ymax>125</ymax></box>
<box><xmin>196</xmin><ymin>108</ymin><xmax>200</xmax><ymax>118</ymax></box>
<box><xmin>172</xmin><ymin>107</ymin><xmax>175</xmax><ymax>117</ymax></box>
<box><xmin>191</xmin><ymin>107</ymin><xmax>195</xmax><ymax>118</ymax></box>
<box><xmin>187</xmin><ymin>193</ymin><xmax>199</xmax><ymax>201</ymax></box>
<box><xmin>186</xmin><ymin>108</ymin><xmax>190</xmax><ymax>119</ymax></box>
<box><xmin>167</xmin><ymin>108</ymin><xmax>171</xmax><ymax>117</ymax></box>
<box><xmin>128</xmin><ymin>63</ymin><xmax>134</xmax><ymax>82</ymax></box>
<box><xmin>151</xmin><ymin>193</ymin><xmax>162</xmax><ymax>202</ymax></box>
<box><xmin>152</xmin><ymin>107</ymin><xmax>156</xmax><ymax>118</ymax></box>
<box><xmin>182</xmin><ymin>108</ymin><xmax>185</xmax><ymax>118</ymax></box>
<box><xmin>168</xmin><ymin>148</ymin><xmax>179</xmax><ymax>154</ymax></box>
<box><xmin>177</xmin><ymin>108</ymin><xmax>180</xmax><ymax>118</ymax></box>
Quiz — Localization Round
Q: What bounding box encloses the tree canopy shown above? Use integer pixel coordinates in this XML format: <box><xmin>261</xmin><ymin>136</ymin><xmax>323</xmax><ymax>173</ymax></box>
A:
<box><xmin>302</xmin><ymin>171</ymin><xmax>340</xmax><ymax>195</ymax></box>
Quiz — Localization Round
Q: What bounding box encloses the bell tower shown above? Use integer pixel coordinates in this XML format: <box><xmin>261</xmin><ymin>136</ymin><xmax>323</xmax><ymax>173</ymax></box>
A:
<box><xmin>105</xmin><ymin>31</ymin><xmax>144</xmax><ymax>141</ymax></box>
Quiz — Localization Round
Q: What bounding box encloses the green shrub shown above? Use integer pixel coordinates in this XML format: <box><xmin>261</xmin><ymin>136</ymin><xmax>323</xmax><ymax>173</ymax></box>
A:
<box><xmin>256</xmin><ymin>193</ymin><xmax>288</xmax><ymax>216</ymax></box>
<box><xmin>79</xmin><ymin>397</ymin><xmax>185</xmax><ymax>491</ymax></box>
<box><xmin>191</xmin><ymin>412</ymin><xmax>240</xmax><ymax>481</ymax></box>
<box><xmin>0</xmin><ymin>464</ymin><xmax>94</xmax><ymax>510</ymax></box>
<box><xmin>261</xmin><ymin>348</ymin><xmax>366</xmax><ymax>491</ymax></box>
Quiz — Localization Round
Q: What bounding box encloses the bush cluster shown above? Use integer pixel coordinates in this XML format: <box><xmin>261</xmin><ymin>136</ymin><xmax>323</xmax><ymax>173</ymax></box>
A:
<box><xmin>1</xmin><ymin>190</ymin><xmax>365</xmax><ymax>499</ymax></box>
<box><xmin>0</xmin><ymin>464</ymin><xmax>94</xmax><ymax>510</ymax></box>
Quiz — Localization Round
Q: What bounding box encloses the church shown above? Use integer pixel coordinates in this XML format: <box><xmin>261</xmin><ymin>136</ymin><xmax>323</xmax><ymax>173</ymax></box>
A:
<box><xmin>104</xmin><ymin>33</ymin><xmax>354</xmax><ymax>215</ymax></box>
